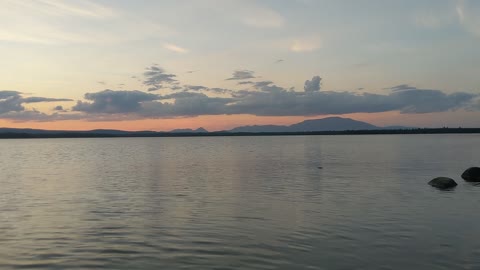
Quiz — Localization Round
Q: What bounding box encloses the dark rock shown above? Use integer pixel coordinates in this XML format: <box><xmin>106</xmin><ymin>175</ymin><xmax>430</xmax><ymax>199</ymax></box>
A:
<box><xmin>428</xmin><ymin>177</ymin><xmax>458</xmax><ymax>189</ymax></box>
<box><xmin>461</xmin><ymin>167</ymin><xmax>480</xmax><ymax>182</ymax></box>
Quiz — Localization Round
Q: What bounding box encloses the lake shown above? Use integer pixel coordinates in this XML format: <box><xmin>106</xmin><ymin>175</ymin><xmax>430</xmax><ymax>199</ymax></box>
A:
<box><xmin>1</xmin><ymin>135</ymin><xmax>479</xmax><ymax>269</ymax></box>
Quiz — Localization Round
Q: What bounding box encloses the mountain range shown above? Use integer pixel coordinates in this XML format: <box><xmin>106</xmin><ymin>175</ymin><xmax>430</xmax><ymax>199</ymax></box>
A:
<box><xmin>0</xmin><ymin>117</ymin><xmax>412</xmax><ymax>136</ymax></box>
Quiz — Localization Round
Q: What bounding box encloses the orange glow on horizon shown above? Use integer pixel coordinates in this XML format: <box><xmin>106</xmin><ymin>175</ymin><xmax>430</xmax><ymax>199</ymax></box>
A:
<box><xmin>1</xmin><ymin>111</ymin><xmax>478</xmax><ymax>131</ymax></box>
<box><xmin>0</xmin><ymin>114</ymin><xmax>343</xmax><ymax>131</ymax></box>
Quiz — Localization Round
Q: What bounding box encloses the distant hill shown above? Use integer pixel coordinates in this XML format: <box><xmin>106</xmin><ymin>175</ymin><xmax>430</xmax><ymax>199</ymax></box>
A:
<box><xmin>229</xmin><ymin>125</ymin><xmax>288</xmax><ymax>133</ymax></box>
<box><xmin>169</xmin><ymin>127</ymin><xmax>208</xmax><ymax>133</ymax></box>
<box><xmin>1</xmin><ymin>121</ymin><xmax>479</xmax><ymax>138</ymax></box>
<box><xmin>0</xmin><ymin>127</ymin><xmax>58</xmax><ymax>134</ymax></box>
<box><xmin>228</xmin><ymin>117</ymin><xmax>391</xmax><ymax>133</ymax></box>
<box><xmin>0</xmin><ymin>118</ymin><xmax>414</xmax><ymax>137</ymax></box>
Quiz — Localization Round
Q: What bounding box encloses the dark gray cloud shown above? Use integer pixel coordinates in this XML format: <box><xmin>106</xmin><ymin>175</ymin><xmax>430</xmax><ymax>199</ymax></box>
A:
<box><xmin>21</xmin><ymin>97</ymin><xmax>73</xmax><ymax>103</ymax></box>
<box><xmin>387</xmin><ymin>84</ymin><xmax>417</xmax><ymax>91</ymax></box>
<box><xmin>225</xmin><ymin>85</ymin><xmax>477</xmax><ymax>116</ymax></box>
<box><xmin>209</xmin><ymin>88</ymin><xmax>232</xmax><ymax>94</ymax></box>
<box><xmin>304</xmin><ymin>76</ymin><xmax>321</xmax><ymax>92</ymax></box>
<box><xmin>226</xmin><ymin>70</ymin><xmax>256</xmax><ymax>80</ymax></box>
<box><xmin>181</xmin><ymin>85</ymin><xmax>232</xmax><ymax>94</ymax></box>
<box><xmin>0</xmin><ymin>90</ymin><xmax>73</xmax><ymax>116</ymax></box>
<box><xmin>2</xmin><ymin>70</ymin><xmax>479</xmax><ymax>122</ymax></box>
<box><xmin>184</xmin><ymin>85</ymin><xmax>208</xmax><ymax>91</ymax></box>
<box><xmin>0</xmin><ymin>91</ymin><xmax>22</xmax><ymax>99</ymax></box>
<box><xmin>143</xmin><ymin>66</ymin><xmax>177</xmax><ymax>91</ymax></box>
<box><xmin>391</xmin><ymin>89</ymin><xmax>475</xmax><ymax>113</ymax></box>
<box><xmin>0</xmin><ymin>91</ymin><xmax>24</xmax><ymax>114</ymax></box>
<box><xmin>141</xmin><ymin>93</ymin><xmax>232</xmax><ymax>117</ymax></box>
<box><xmin>72</xmin><ymin>89</ymin><xmax>159</xmax><ymax>114</ymax></box>
<box><xmin>237</xmin><ymin>81</ymin><xmax>254</xmax><ymax>85</ymax></box>
<box><xmin>253</xmin><ymin>81</ymin><xmax>274</xmax><ymax>88</ymax></box>
<box><xmin>158</xmin><ymin>91</ymin><xmax>205</xmax><ymax>100</ymax></box>
<box><xmin>66</xmin><ymin>82</ymin><xmax>477</xmax><ymax>120</ymax></box>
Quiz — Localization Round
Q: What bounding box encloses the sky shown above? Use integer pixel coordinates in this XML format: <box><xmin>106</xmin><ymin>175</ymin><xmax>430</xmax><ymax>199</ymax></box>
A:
<box><xmin>0</xmin><ymin>0</ymin><xmax>479</xmax><ymax>131</ymax></box>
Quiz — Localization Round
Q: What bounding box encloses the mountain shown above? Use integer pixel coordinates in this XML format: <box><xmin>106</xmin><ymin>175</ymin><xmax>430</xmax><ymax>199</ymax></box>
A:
<box><xmin>228</xmin><ymin>117</ymin><xmax>380</xmax><ymax>133</ymax></box>
<box><xmin>289</xmin><ymin>117</ymin><xmax>378</xmax><ymax>132</ymax></box>
<box><xmin>169</xmin><ymin>127</ymin><xmax>208</xmax><ymax>133</ymax></box>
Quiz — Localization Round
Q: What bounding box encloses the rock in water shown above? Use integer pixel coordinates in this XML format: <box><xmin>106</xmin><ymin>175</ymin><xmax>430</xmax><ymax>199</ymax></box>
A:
<box><xmin>461</xmin><ymin>167</ymin><xmax>480</xmax><ymax>182</ymax></box>
<box><xmin>428</xmin><ymin>177</ymin><xmax>458</xmax><ymax>189</ymax></box>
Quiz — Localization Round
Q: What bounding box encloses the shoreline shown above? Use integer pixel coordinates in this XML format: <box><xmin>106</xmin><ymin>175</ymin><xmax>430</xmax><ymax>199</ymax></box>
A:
<box><xmin>0</xmin><ymin>128</ymin><xmax>479</xmax><ymax>139</ymax></box>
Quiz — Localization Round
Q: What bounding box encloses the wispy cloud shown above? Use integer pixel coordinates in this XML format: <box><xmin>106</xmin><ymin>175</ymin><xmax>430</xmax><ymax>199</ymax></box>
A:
<box><xmin>290</xmin><ymin>37</ymin><xmax>322</xmax><ymax>52</ymax></box>
<box><xmin>0</xmin><ymin>0</ymin><xmax>172</xmax><ymax>44</ymax></box>
<box><xmin>35</xmin><ymin>0</ymin><xmax>117</xmax><ymax>18</ymax></box>
<box><xmin>9</xmin><ymin>0</ymin><xmax>117</xmax><ymax>19</ymax></box>
<box><xmin>456</xmin><ymin>0</ymin><xmax>480</xmax><ymax>37</ymax></box>
<box><xmin>163</xmin><ymin>43</ymin><xmax>189</xmax><ymax>53</ymax></box>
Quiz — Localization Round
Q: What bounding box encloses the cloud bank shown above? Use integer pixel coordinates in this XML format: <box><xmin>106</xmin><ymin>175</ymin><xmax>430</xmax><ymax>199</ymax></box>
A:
<box><xmin>0</xmin><ymin>67</ymin><xmax>478</xmax><ymax>122</ymax></box>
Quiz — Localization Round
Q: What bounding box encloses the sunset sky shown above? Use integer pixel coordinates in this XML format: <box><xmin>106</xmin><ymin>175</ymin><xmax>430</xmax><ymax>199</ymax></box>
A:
<box><xmin>1</xmin><ymin>0</ymin><xmax>479</xmax><ymax>131</ymax></box>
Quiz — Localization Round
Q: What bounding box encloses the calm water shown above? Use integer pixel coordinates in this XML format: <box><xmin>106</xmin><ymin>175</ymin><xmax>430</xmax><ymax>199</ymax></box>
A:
<box><xmin>1</xmin><ymin>135</ymin><xmax>480</xmax><ymax>269</ymax></box>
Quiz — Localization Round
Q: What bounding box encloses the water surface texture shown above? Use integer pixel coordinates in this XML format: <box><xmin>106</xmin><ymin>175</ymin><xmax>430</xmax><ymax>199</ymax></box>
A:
<box><xmin>1</xmin><ymin>135</ymin><xmax>480</xmax><ymax>269</ymax></box>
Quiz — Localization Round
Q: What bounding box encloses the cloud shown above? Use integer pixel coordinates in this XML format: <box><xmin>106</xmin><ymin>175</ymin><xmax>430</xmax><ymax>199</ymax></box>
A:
<box><xmin>34</xmin><ymin>0</ymin><xmax>117</xmax><ymax>18</ymax></box>
<box><xmin>290</xmin><ymin>37</ymin><xmax>322</xmax><ymax>52</ymax></box>
<box><xmin>0</xmin><ymin>0</ymin><xmax>117</xmax><ymax>44</ymax></box>
<box><xmin>226</xmin><ymin>70</ymin><xmax>256</xmax><ymax>80</ymax></box>
<box><xmin>0</xmin><ymin>91</ymin><xmax>22</xmax><ymax>99</ymax></box>
<box><xmin>0</xmin><ymin>91</ymin><xmax>24</xmax><ymax>114</ymax></box>
<box><xmin>163</xmin><ymin>43</ymin><xmax>189</xmax><ymax>53</ymax></box>
<box><xmin>253</xmin><ymin>81</ymin><xmax>274</xmax><ymax>88</ymax></box>
<box><xmin>0</xmin><ymin>1</ymin><xmax>173</xmax><ymax>45</ymax></box>
<box><xmin>0</xmin><ymin>90</ymin><xmax>72</xmax><ymax>115</ymax></box>
<box><xmin>304</xmin><ymin>76</ymin><xmax>321</xmax><ymax>92</ymax></box>
<box><xmin>456</xmin><ymin>0</ymin><xmax>480</xmax><ymax>37</ymax></box>
<box><xmin>387</xmin><ymin>84</ymin><xmax>417</xmax><ymax>91</ymax></box>
<box><xmin>183</xmin><ymin>85</ymin><xmax>208</xmax><ymax>91</ymax></box>
<box><xmin>63</xmin><ymin>75</ymin><xmax>467</xmax><ymax>118</ymax></box>
<box><xmin>237</xmin><ymin>81</ymin><xmax>255</xmax><ymax>85</ymax></box>
<box><xmin>72</xmin><ymin>89</ymin><xmax>159</xmax><ymax>113</ymax></box>
<box><xmin>21</xmin><ymin>97</ymin><xmax>73</xmax><ymax>103</ymax></box>
<box><xmin>141</xmin><ymin>94</ymin><xmax>232</xmax><ymax>118</ymax></box>
<box><xmin>1</xmin><ymin>74</ymin><xmax>479</xmax><ymax>121</ymax></box>
<box><xmin>143</xmin><ymin>66</ymin><xmax>177</xmax><ymax>91</ymax></box>
<box><xmin>226</xmin><ymin>83</ymin><xmax>477</xmax><ymax>116</ymax></box>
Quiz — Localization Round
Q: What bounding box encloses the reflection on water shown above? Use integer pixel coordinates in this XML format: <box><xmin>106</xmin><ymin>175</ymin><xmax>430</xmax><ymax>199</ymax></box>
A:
<box><xmin>1</xmin><ymin>135</ymin><xmax>480</xmax><ymax>269</ymax></box>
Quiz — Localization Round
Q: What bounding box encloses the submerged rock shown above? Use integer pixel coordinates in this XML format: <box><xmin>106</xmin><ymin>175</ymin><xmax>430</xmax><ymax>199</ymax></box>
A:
<box><xmin>461</xmin><ymin>167</ymin><xmax>480</xmax><ymax>182</ymax></box>
<box><xmin>428</xmin><ymin>177</ymin><xmax>458</xmax><ymax>190</ymax></box>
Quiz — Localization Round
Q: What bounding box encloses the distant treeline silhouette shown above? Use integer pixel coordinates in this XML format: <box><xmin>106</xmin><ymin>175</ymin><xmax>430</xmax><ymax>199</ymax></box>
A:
<box><xmin>0</xmin><ymin>128</ymin><xmax>479</xmax><ymax>139</ymax></box>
